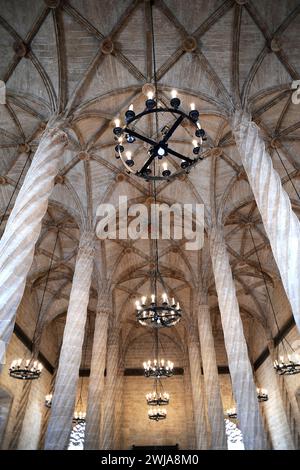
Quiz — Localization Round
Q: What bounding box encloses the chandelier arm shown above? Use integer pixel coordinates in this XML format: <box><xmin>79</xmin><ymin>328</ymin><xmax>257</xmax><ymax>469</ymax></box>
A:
<box><xmin>165</xmin><ymin>147</ymin><xmax>194</xmax><ymax>163</ymax></box>
<box><xmin>123</xmin><ymin>127</ymin><xmax>157</xmax><ymax>147</ymax></box>
<box><xmin>138</xmin><ymin>153</ymin><xmax>157</xmax><ymax>175</ymax></box>
<box><xmin>161</xmin><ymin>115</ymin><xmax>184</xmax><ymax>143</ymax></box>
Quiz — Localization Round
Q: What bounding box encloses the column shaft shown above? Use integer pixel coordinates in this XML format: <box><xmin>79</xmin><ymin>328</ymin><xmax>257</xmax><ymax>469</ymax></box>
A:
<box><xmin>188</xmin><ymin>334</ymin><xmax>208</xmax><ymax>449</ymax></box>
<box><xmin>209</xmin><ymin>227</ymin><xmax>267</xmax><ymax>449</ymax></box>
<box><xmin>44</xmin><ymin>231</ymin><xmax>95</xmax><ymax>450</ymax></box>
<box><xmin>84</xmin><ymin>309</ymin><xmax>109</xmax><ymax>450</ymax></box>
<box><xmin>100</xmin><ymin>328</ymin><xmax>119</xmax><ymax>450</ymax></box>
<box><xmin>0</xmin><ymin>126</ymin><xmax>68</xmax><ymax>367</ymax></box>
<box><xmin>233</xmin><ymin>110</ymin><xmax>300</xmax><ymax>332</ymax></box>
<box><xmin>197</xmin><ymin>304</ymin><xmax>227</xmax><ymax>449</ymax></box>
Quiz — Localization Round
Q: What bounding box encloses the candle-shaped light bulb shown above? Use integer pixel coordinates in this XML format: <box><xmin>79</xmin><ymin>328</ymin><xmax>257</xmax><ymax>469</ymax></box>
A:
<box><xmin>118</xmin><ymin>136</ymin><xmax>123</xmax><ymax>144</ymax></box>
<box><xmin>162</xmin><ymin>292</ymin><xmax>168</xmax><ymax>303</ymax></box>
<box><xmin>171</xmin><ymin>89</ymin><xmax>177</xmax><ymax>98</ymax></box>
<box><xmin>192</xmin><ymin>139</ymin><xmax>198</xmax><ymax>147</ymax></box>
<box><xmin>26</xmin><ymin>359</ymin><xmax>30</xmax><ymax>367</ymax></box>
<box><xmin>141</xmin><ymin>296</ymin><xmax>146</xmax><ymax>305</ymax></box>
<box><xmin>125</xmin><ymin>151</ymin><xmax>132</xmax><ymax>160</ymax></box>
<box><xmin>162</xmin><ymin>162</ymin><xmax>168</xmax><ymax>171</ymax></box>
<box><xmin>279</xmin><ymin>355</ymin><xmax>284</xmax><ymax>363</ymax></box>
<box><xmin>129</xmin><ymin>103</ymin><xmax>134</xmax><ymax>111</ymax></box>
<box><xmin>196</xmin><ymin>121</ymin><xmax>202</xmax><ymax>129</ymax></box>
<box><xmin>190</xmin><ymin>102</ymin><xmax>195</xmax><ymax>110</ymax></box>
<box><xmin>161</xmin><ymin>359</ymin><xmax>165</xmax><ymax>366</ymax></box>
<box><xmin>114</xmin><ymin>118</ymin><xmax>120</xmax><ymax>127</ymax></box>
<box><xmin>147</xmin><ymin>91</ymin><xmax>154</xmax><ymax>100</ymax></box>
<box><xmin>151</xmin><ymin>294</ymin><xmax>155</xmax><ymax>303</ymax></box>
<box><xmin>176</xmin><ymin>302</ymin><xmax>180</xmax><ymax>309</ymax></box>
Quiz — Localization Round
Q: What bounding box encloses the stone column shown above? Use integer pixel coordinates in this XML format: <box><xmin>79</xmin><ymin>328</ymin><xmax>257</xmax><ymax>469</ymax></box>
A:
<box><xmin>187</xmin><ymin>325</ymin><xmax>208</xmax><ymax>449</ymax></box>
<box><xmin>44</xmin><ymin>231</ymin><xmax>95</xmax><ymax>450</ymax></box>
<box><xmin>209</xmin><ymin>226</ymin><xmax>267</xmax><ymax>449</ymax></box>
<box><xmin>197</xmin><ymin>302</ymin><xmax>227</xmax><ymax>449</ymax></box>
<box><xmin>84</xmin><ymin>305</ymin><xmax>110</xmax><ymax>450</ymax></box>
<box><xmin>232</xmin><ymin>110</ymin><xmax>300</xmax><ymax>333</ymax></box>
<box><xmin>113</xmin><ymin>355</ymin><xmax>124</xmax><ymax>449</ymax></box>
<box><xmin>0</xmin><ymin>123</ymin><xmax>68</xmax><ymax>369</ymax></box>
<box><xmin>100</xmin><ymin>327</ymin><xmax>119</xmax><ymax>450</ymax></box>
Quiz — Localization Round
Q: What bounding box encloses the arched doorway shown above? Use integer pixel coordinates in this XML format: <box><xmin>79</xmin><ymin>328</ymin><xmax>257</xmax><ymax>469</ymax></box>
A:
<box><xmin>0</xmin><ymin>387</ymin><xmax>13</xmax><ymax>448</ymax></box>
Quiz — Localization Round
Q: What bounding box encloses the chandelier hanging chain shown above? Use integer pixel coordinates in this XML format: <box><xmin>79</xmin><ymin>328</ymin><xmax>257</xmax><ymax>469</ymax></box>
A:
<box><xmin>33</xmin><ymin>229</ymin><xmax>60</xmax><ymax>343</ymax></box>
<box><xmin>274</xmin><ymin>147</ymin><xmax>300</xmax><ymax>201</ymax></box>
<box><xmin>248</xmin><ymin>225</ymin><xmax>295</xmax><ymax>354</ymax></box>
<box><xmin>9</xmin><ymin>228</ymin><xmax>59</xmax><ymax>379</ymax></box>
<box><xmin>113</xmin><ymin>0</ymin><xmax>206</xmax><ymax>180</ymax></box>
<box><xmin>0</xmin><ymin>151</ymin><xmax>32</xmax><ymax>229</ymax></box>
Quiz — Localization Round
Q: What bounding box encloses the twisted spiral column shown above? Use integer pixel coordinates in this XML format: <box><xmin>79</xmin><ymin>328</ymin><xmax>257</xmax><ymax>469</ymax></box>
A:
<box><xmin>84</xmin><ymin>306</ymin><xmax>110</xmax><ymax>450</ymax></box>
<box><xmin>100</xmin><ymin>327</ymin><xmax>119</xmax><ymax>450</ymax></box>
<box><xmin>187</xmin><ymin>326</ymin><xmax>208</xmax><ymax>449</ymax></box>
<box><xmin>197</xmin><ymin>303</ymin><xmax>227</xmax><ymax>449</ymax></box>
<box><xmin>0</xmin><ymin>125</ymin><xmax>68</xmax><ymax>369</ymax></box>
<box><xmin>44</xmin><ymin>231</ymin><xmax>95</xmax><ymax>450</ymax></box>
<box><xmin>232</xmin><ymin>110</ymin><xmax>300</xmax><ymax>333</ymax></box>
<box><xmin>209</xmin><ymin>226</ymin><xmax>267</xmax><ymax>449</ymax></box>
<box><xmin>38</xmin><ymin>348</ymin><xmax>61</xmax><ymax>449</ymax></box>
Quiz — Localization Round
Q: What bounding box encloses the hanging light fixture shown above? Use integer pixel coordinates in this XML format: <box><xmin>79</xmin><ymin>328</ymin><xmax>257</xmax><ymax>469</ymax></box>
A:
<box><xmin>146</xmin><ymin>379</ymin><xmax>170</xmax><ymax>406</ymax></box>
<box><xmin>9</xmin><ymin>229</ymin><xmax>60</xmax><ymax>380</ymax></box>
<box><xmin>9</xmin><ymin>359</ymin><xmax>43</xmax><ymax>380</ymax></box>
<box><xmin>112</xmin><ymin>0</ymin><xmax>206</xmax><ymax>181</ymax></box>
<box><xmin>226</xmin><ymin>407</ymin><xmax>237</xmax><ymax>419</ymax></box>
<box><xmin>256</xmin><ymin>388</ymin><xmax>268</xmax><ymax>402</ymax></box>
<box><xmin>136</xmin><ymin>294</ymin><xmax>182</xmax><ymax>328</ymax></box>
<box><xmin>44</xmin><ymin>393</ymin><xmax>53</xmax><ymax>408</ymax></box>
<box><xmin>247</xmin><ymin>224</ymin><xmax>300</xmax><ymax>376</ymax></box>
<box><xmin>273</xmin><ymin>354</ymin><xmax>300</xmax><ymax>376</ymax></box>
<box><xmin>143</xmin><ymin>329</ymin><xmax>174</xmax><ymax>378</ymax></box>
<box><xmin>148</xmin><ymin>407</ymin><xmax>167</xmax><ymax>421</ymax></box>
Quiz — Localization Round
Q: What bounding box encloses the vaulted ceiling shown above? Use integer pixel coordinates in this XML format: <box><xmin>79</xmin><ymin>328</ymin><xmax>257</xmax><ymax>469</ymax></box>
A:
<box><xmin>0</xmin><ymin>0</ymin><xmax>300</xmax><ymax>364</ymax></box>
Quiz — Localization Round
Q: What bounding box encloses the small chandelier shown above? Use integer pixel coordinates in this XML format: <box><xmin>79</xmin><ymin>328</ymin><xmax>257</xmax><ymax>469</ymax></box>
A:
<box><xmin>148</xmin><ymin>407</ymin><xmax>167</xmax><ymax>421</ymax></box>
<box><xmin>273</xmin><ymin>352</ymin><xmax>300</xmax><ymax>376</ymax></box>
<box><xmin>257</xmin><ymin>388</ymin><xmax>268</xmax><ymax>402</ymax></box>
<box><xmin>73</xmin><ymin>411</ymin><xmax>86</xmax><ymax>424</ymax></box>
<box><xmin>226</xmin><ymin>407</ymin><xmax>237</xmax><ymax>419</ymax></box>
<box><xmin>9</xmin><ymin>359</ymin><xmax>43</xmax><ymax>380</ymax></box>
<box><xmin>146</xmin><ymin>379</ymin><xmax>170</xmax><ymax>406</ymax></box>
<box><xmin>136</xmin><ymin>293</ymin><xmax>181</xmax><ymax>328</ymax></box>
<box><xmin>112</xmin><ymin>0</ymin><xmax>206</xmax><ymax>182</ymax></box>
<box><xmin>45</xmin><ymin>393</ymin><xmax>53</xmax><ymax>408</ymax></box>
<box><xmin>143</xmin><ymin>358</ymin><xmax>174</xmax><ymax>379</ymax></box>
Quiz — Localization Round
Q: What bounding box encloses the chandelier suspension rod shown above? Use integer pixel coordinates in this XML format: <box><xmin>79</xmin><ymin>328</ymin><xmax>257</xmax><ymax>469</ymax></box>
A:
<box><xmin>0</xmin><ymin>151</ymin><xmax>32</xmax><ymax>229</ymax></box>
<box><xmin>248</xmin><ymin>225</ymin><xmax>295</xmax><ymax>354</ymax></box>
<box><xmin>32</xmin><ymin>228</ymin><xmax>60</xmax><ymax>344</ymax></box>
<box><xmin>274</xmin><ymin>147</ymin><xmax>300</xmax><ymax>201</ymax></box>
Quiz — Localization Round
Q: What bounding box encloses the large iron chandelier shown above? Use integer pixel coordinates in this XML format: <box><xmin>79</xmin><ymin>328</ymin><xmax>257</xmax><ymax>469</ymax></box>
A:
<box><xmin>136</xmin><ymin>294</ymin><xmax>181</xmax><ymax>328</ymax></box>
<box><xmin>143</xmin><ymin>329</ymin><xmax>174</xmax><ymax>379</ymax></box>
<box><xmin>113</xmin><ymin>0</ymin><xmax>206</xmax><ymax>181</ymax></box>
<box><xmin>146</xmin><ymin>379</ymin><xmax>170</xmax><ymax>406</ymax></box>
<box><xmin>226</xmin><ymin>407</ymin><xmax>237</xmax><ymax>419</ymax></box>
<box><xmin>148</xmin><ymin>407</ymin><xmax>167</xmax><ymax>421</ymax></box>
<box><xmin>248</xmin><ymin>225</ymin><xmax>300</xmax><ymax>377</ymax></box>
<box><xmin>257</xmin><ymin>387</ymin><xmax>268</xmax><ymax>402</ymax></box>
<box><xmin>273</xmin><ymin>353</ymin><xmax>300</xmax><ymax>376</ymax></box>
<box><xmin>9</xmin><ymin>230</ymin><xmax>59</xmax><ymax>381</ymax></box>
<box><xmin>9</xmin><ymin>359</ymin><xmax>43</xmax><ymax>380</ymax></box>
